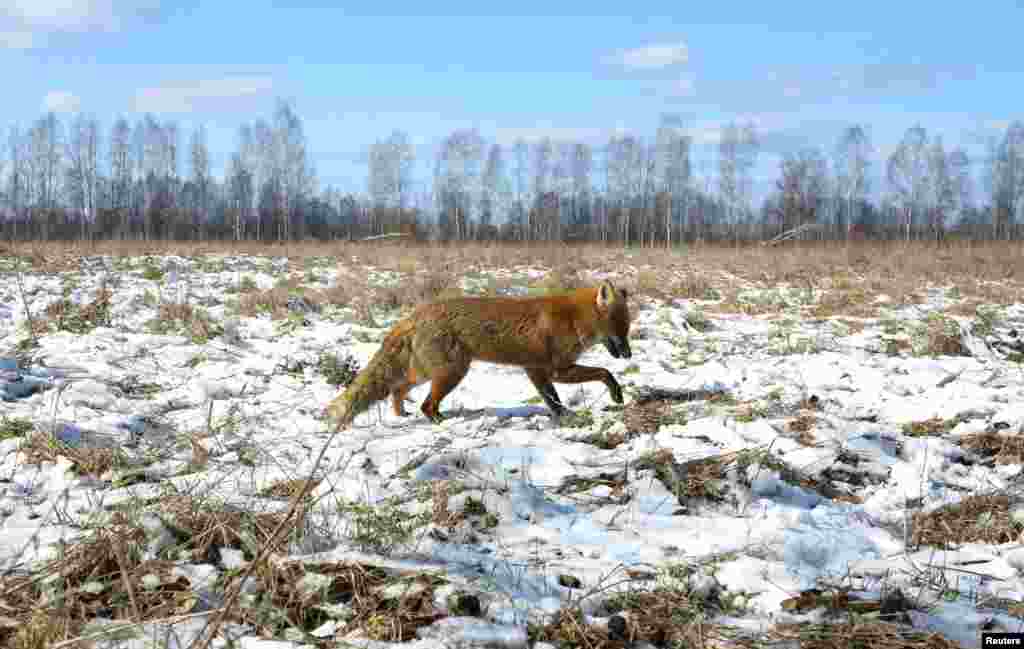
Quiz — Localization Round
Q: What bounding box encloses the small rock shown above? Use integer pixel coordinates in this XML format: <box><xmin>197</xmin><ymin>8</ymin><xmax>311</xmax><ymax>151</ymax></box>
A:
<box><xmin>608</xmin><ymin>615</ymin><xmax>628</xmax><ymax>641</ymax></box>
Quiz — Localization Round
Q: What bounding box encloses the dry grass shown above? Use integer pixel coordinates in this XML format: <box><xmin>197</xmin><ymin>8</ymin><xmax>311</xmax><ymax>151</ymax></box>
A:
<box><xmin>911</xmin><ymin>494</ymin><xmax>1020</xmax><ymax>548</ymax></box>
<box><xmin>41</xmin><ymin>284</ymin><xmax>113</xmax><ymax>334</ymax></box>
<box><xmin>19</xmin><ymin>431</ymin><xmax>127</xmax><ymax>477</ymax></box>
<box><xmin>788</xmin><ymin>413</ymin><xmax>818</xmax><ymax>446</ymax></box>
<box><xmin>257</xmin><ymin>478</ymin><xmax>323</xmax><ymax>500</ymax></box>
<box><xmin>764</xmin><ymin>621</ymin><xmax>967</xmax><ymax>649</ymax></box>
<box><xmin>622</xmin><ymin>399</ymin><xmax>675</xmax><ymax>436</ymax></box>
<box><xmin>636</xmin><ymin>445</ymin><xmax>865</xmax><ymax>506</ymax></box>
<box><xmin>157</xmin><ymin>493</ymin><xmax>304</xmax><ymax>561</ymax></box>
<box><xmin>7</xmin><ymin>240</ymin><xmax>1024</xmax><ymax>310</ymax></box>
<box><xmin>901</xmin><ymin>417</ymin><xmax>959</xmax><ymax>438</ymax></box>
<box><xmin>958</xmin><ymin>432</ymin><xmax>1024</xmax><ymax>465</ymax></box>
<box><xmin>224</xmin><ymin>560</ymin><xmax>445</xmax><ymax>641</ymax></box>
<box><xmin>150</xmin><ymin>302</ymin><xmax>223</xmax><ymax>342</ymax></box>
<box><xmin>532</xmin><ymin>584</ymin><xmax>748</xmax><ymax>649</ymax></box>
<box><xmin>0</xmin><ymin>512</ymin><xmax>193</xmax><ymax>648</ymax></box>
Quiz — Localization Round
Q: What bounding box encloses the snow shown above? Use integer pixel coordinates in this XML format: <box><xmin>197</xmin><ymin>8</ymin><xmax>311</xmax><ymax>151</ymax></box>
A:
<box><xmin>4</xmin><ymin>253</ymin><xmax>1024</xmax><ymax>647</ymax></box>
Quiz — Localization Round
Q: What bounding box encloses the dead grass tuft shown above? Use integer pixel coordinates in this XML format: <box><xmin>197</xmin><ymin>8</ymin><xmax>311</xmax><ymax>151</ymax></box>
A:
<box><xmin>257</xmin><ymin>478</ymin><xmax>323</xmax><ymax>501</ymax></box>
<box><xmin>622</xmin><ymin>400</ymin><xmax>674</xmax><ymax>436</ymax></box>
<box><xmin>225</xmin><ymin>560</ymin><xmax>445</xmax><ymax>641</ymax></box>
<box><xmin>901</xmin><ymin>417</ymin><xmax>958</xmax><ymax>438</ymax></box>
<box><xmin>532</xmin><ymin>582</ymin><xmax>747</xmax><ymax>649</ymax></box>
<box><xmin>42</xmin><ymin>284</ymin><xmax>113</xmax><ymax>334</ymax></box>
<box><xmin>149</xmin><ymin>302</ymin><xmax>223</xmax><ymax>343</ymax></box>
<box><xmin>958</xmin><ymin>432</ymin><xmax>1024</xmax><ymax>465</ymax></box>
<box><xmin>911</xmin><ymin>494</ymin><xmax>1019</xmax><ymax>548</ymax></box>
<box><xmin>158</xmin><ymin>494</ymin><xmax>304</xmax><ymax>561</ymax></box>
<box><xmin>765</xmin><ymin>621</ymin><xmax>967</xmax><ymax>649</ymax></box>
<box><xmin>19</xmin><ymin>431</ymin><xmax>127</xmax><ymax>476</ymax></box>
<box><xmin>0</xmin><ymin>512</ymin><xmax>197</xmax><ymax>648</ymax></box>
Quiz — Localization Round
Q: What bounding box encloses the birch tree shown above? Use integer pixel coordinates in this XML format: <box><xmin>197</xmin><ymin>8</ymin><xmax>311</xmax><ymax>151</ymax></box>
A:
<box><xmin>834</xmin><ymin>125</ymin><xmax>871</xmax><ymax>236</ymax></box>
<box><xmin>886</xmin><ymin>125</ymin><xmax>930</xmax><ymax>240</ymax></box>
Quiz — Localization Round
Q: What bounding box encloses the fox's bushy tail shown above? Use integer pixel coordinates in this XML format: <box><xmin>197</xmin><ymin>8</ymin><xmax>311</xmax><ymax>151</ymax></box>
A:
<box><xmin>325</xmin><ymin>318</ymin><xmax>415</xmax><ymax>431</ymax></box>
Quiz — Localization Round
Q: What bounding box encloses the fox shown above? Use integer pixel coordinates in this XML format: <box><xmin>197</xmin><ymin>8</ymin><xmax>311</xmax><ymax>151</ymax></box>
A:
<box><xmin>325</xmin><ymin>281</ymin><xmax>632</xmax><ymax>431</ymax></box>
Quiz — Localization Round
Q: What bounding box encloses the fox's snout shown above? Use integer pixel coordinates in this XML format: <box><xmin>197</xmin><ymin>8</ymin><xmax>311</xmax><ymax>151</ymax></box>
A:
<box><xmin>603</xmin><ymin>335</ymin><xmax>631</xmax><ymax>359</ymax></box>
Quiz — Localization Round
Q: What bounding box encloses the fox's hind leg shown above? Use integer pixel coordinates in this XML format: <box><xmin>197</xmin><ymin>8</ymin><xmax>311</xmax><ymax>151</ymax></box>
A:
<box><xmin>524</xmin><ymin>368</ymin><xmax>569</xmax><ymax>416</ymax></box>
<box><xmin>413</xmin><ymin>331</ymin><xmax>471</xmax><ymax>423</ymax></box>
<box><xmin>421</xmin><ymin>360</ymin><xmax>470</xmax><ymax>423</ymax></box>
<box><xmin>390</xmin><ymin>365</ymin><xmax>424</xmax><ymax>416</ymax></box>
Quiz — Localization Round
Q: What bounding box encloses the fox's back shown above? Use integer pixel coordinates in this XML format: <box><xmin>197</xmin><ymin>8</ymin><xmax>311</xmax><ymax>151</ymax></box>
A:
<box><xmin>410</xmin><ymin>289</ymin><xmax>598</xmax><ymax>366</ymax></box>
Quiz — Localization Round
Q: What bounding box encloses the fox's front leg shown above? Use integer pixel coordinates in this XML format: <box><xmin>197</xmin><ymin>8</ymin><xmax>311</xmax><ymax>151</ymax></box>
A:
<box><xmin>524</xmin><ymin>368</ymin><xmax>570</xmax><ymax>417</ymax></box>
<box><xmin>549</xmin><ymin>364</ymin><xmax>624</xmax><ymax>405</ymax></box>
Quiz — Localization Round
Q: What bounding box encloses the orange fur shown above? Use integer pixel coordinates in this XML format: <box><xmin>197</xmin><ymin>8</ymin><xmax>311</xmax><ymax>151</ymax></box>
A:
<box><xmin>324</xmin><ymin>281</ymin><xmax>632</xmax><ymax>429</ymax></box>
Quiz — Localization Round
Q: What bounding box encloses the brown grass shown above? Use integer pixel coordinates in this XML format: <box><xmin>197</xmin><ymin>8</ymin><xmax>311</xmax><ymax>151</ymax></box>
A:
<box><xmin>224</xmin><ymin>560</ymin><xmax>445</xmax><ymax>641</ymax></box>
<box><xmin>158</xmin><ymin>493</ymin><xmax>304</xmax><ymax>562</ymax></box>
<box><xmin>19</xmin><ymin>431</ymin><xmax>126</xmax><ymax>476</ymax></box>
<box><xmin>7</xmin><ymin>240</ymin><xmax>1024</xmax><ymax>306</ymax></box>
<box><xmin>0</xmin><ymin>512</ymin><xmax>194</xmax><ymax>648</ymax></box>
<box><xmin>911</xmin><ymin>494</ymin><xmax>1019</xmax><ymax>548</ymax></box>
<box><xmin>958</xmin><ymin>432</ymin><xmax>1024</xmax><ymax>465</ymax></box>
<box><xmin>765</xmin><ymin>621</ymin><xmax>967</xmax><ymax>649</ymax></box>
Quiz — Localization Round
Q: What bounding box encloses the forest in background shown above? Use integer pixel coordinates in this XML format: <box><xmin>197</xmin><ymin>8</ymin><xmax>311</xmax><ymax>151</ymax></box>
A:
<box><xmin>1</xmin><ymin>99</ymin><xmax>1022</xmax><ymax>244</ymax></box>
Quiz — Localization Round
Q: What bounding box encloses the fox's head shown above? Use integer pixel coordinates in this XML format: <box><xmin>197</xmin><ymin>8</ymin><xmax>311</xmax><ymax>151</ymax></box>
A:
<box><xmin>594</xmin><ymin>281</ymin><xmax>632</xmax><ymax>359</ymax></box>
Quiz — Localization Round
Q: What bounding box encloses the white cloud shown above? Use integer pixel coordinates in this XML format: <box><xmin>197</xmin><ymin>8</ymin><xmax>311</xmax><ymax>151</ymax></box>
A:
<box><xmin>132</xmin><ymin>76</ymin><xmax>275</xmax><ymax>114</ymax></box>
<box><xmin>667</xmin><ymin>77</ymin><xmax>696</xmax><ymax>97</ymax></box>
<box><xmin>604</xmin><ymin>42</ymin><xmax>688</xmax><ymax>70</ymax></box>
<box><xmin>0</xmin><ymin>30</ymin><xmax>34</xmax><ymax>48</ymax></box>
<box><xmin>0</xmin><ymin>0</ymin><xmax>162</xmax><ymax>48</ymax></box>
<box><xmin>492</xmin><ymin>122</ymin><xmax>633</xmax><ymax>146</ymax></box>
<box><xmin>42</xmin><ymin>90</ymin><xmax>81</xmax><ymax>113</ymax></box>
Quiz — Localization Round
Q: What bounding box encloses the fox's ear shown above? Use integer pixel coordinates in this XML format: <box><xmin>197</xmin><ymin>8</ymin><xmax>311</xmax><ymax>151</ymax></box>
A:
<box><xmin>597</xmin><ymin>281</ymin><xmax>615</xmax><ymax>308</ymax></box>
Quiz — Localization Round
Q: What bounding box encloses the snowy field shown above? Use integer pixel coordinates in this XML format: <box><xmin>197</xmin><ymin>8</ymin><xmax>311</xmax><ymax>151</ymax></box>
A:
<box><xmin>3</xmin><ymin>248</ymin><xmax>1024</xmax><ymax>648</ymax></box>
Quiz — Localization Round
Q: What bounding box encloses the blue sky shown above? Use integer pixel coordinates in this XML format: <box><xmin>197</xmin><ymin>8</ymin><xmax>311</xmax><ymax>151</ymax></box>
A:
<box><xmin>1</xmin><ymin>0</ymin><xmax>1021</xmax><ymax>204</ymax></box>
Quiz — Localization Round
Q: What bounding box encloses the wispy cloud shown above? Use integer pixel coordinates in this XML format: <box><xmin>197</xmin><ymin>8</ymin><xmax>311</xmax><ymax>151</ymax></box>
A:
<box><xmin>132</xmin><ymin>76</ymin><xmax>275</xmax><ymax>114</ymax></box>
<box><xmin>603</xmin><ymin>42</ymin><xmax>688</xmax><ymax>70</ymax></box>
<box><xmin>0</xmin><ymin>30</ymin><xmax>34</xmax><ymax>49</ymax></box>
<box><xmin>42</xmin><ymin>91</ymin><xmax>81</xmax><ymax>113</ymax></box>
<box><xmin>0</xmin><ymin>0</ymin><xmax>164</xmax><ymax>48</ymax></box>
<box><xmin>492</xmin><ymin>122</ymin><xmax>633</xmax><ymax>146</ymax></box>
<box><xmin>659</xmin><ymin>62</ymin><xmax>979</xmax><ymax>111</ymax></box>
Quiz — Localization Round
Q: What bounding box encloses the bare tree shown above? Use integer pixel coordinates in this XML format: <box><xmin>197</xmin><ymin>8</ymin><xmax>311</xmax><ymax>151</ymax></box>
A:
<box><xmin>570</xmin><ymin>142</ymin><xmax>592</xmax><ymax>239</ymax></box>
<box><xmin>886</xmin><ymin>125</ymin><xmax>930</xmax><ymax>240</ymax></box>
<box><xmin>925</xmin><ymin>135</ymin><xmax>954</xmax><ymax>236</ymax></box>
<box><xmin>656</xmin><ymin>114</ymin><xmax>691</xmax><ymax>247</ymax></box>
<box><xmin>948</xmin><ymin>146</ymin><xmax>972</xmax><ymax>226</ymax></box>
<box><xmin>5</xmin><ymin>126</ymin><xmax>28</xmax><ymax>237</ymax></box>
<box><xmin>272</xmin><ymin>100</ymin><xmax>315</xmax><ymax>240</ymax></box>
<box><xmin>737</xmin><ymin>121</ymin><xmax>759</xmax><ymax>228</ymax></box>
<box><xmin>531</xmin><ymin>137</ymin><xmax>554</xmax><ymax>240</ymax></box>
<box><xmin>189</xmin><ymin>124</ymin><xmax>211</xmax><ymax>228</ymax></box>
<box><xmin>108</xmin><ymin>118</ymin><xmax>132</xmax><ymax>232</ymax></box>
<box><xmin>28</xmin><ymin>113</ymin><xmax>64</xmax><ymax>216</ymax></box>
<box><xmin>511</xmin><ymin>138</ymin><xmax>528</xmax><ymax>240</ymax></box>
<box><xmin>480</xmin><ymin>142</ymin><xmax>505</xmax><ymax>237</ymax></box>
<box><xmin>389</xmin><ymin>130</ymin><xmax>415</xmax><ymax>229</ymax></box>
<box><xmin>768</xmin><ymin>148</ymin><xmax>828</xmax><ymax>232</ymax></box>
<box><xmin>718</xmin><ymin>122</ymin><xmax>739</xmax><ymax>231</ymax></box>
<box><xmin>986</xmin><ymin>121</ymin><xmax>1024</xmax><ymax>239</ymax></box>
<box><xmin>439</xmin><ymin>129</ymin><xmax>484</xmax><ymax>240</ymax></box>
<box><xmin>66</xmin><ymin>113</ymin><xmax>100</xmax><ymax>237</ymax></box>
<box><xmin>834</xmin><ymin>125</ymin><xmax>872</xmax><ymax>237</ymax></box>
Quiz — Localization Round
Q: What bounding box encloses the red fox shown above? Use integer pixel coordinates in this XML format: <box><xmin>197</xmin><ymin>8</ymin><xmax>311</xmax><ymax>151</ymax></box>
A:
<box><xmin>325</xmin><ymin>281</ymin><xmax>632</xmax><ymax>430</ymax></box>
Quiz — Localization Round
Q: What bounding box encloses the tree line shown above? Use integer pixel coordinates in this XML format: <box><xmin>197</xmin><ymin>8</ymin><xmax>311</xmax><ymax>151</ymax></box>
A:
<box><xmin>1</xmin><ymin>99</ymin><xmax>1022</xmax><ymax>244</ymax></box>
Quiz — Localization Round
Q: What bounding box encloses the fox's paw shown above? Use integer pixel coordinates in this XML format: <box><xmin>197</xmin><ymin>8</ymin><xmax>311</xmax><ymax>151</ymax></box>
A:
<box><xmin>608</xmin><ymin>382</ymin><xmax>624</xmax><ymax>405</ymax></box>
<box><xmin>426</xmin><ymin>412</ymin><xmax>445</xmax><ymax>425</ymax></box>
